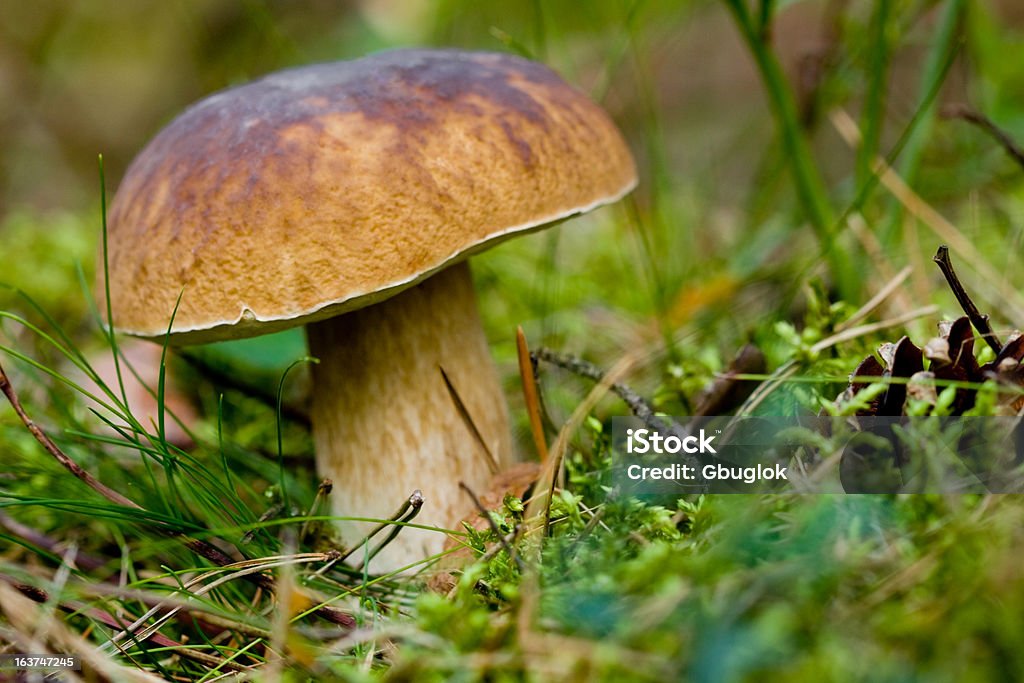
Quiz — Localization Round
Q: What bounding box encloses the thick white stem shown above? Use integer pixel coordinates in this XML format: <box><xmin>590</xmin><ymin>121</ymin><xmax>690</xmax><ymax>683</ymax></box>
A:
<box><xmin>306</xmin><ymin>261</ymin><xmax>511</xmax><ymax>572</ymax></box>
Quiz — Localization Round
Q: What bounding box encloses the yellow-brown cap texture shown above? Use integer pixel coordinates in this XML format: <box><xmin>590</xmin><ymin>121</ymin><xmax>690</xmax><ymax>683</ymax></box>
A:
<box><xmin>102</xmin><ymin>49</ymin><xmax>637</xmax><ymax>344</ymax></box>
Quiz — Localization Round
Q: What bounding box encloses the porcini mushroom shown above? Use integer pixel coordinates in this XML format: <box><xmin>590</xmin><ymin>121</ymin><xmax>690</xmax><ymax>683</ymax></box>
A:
<box><xmin>101</xmin><ymin>49</ymin><xmax>637</xmax><ymax>571</ymax></box>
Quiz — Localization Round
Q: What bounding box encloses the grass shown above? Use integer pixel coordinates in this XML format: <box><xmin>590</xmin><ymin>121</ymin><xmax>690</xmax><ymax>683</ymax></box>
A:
<box><xmin>4</xmin><ymin>0</ymin><xmax>1024</xmax><ymax>680</ymax></box>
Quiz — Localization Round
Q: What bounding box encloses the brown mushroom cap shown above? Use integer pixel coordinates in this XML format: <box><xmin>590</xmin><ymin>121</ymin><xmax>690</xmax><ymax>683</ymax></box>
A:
<box><xmin>103</xmin><ymin>49</ymin><xmax>637</xmax><ymax>344</ymax></box>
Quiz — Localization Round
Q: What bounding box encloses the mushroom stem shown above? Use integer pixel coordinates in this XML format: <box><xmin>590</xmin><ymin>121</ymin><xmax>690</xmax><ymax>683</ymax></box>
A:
<box><xmin>306</xmin><ymin>261</ymin><xmax>511</xmax><ymax>572</ymax></box>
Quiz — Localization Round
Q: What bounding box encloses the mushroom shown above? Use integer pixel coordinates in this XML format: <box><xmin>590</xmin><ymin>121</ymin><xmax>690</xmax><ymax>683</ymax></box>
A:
<box><xmin>101</xmin><ymin>49</ymin><xmax>637</xmax><ymax>572</ymax></box>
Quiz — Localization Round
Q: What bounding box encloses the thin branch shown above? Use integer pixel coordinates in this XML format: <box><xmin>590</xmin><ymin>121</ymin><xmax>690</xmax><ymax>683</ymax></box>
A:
<box><xmin>1</xmin><ymin>362</ymin><xmax>137</xmax><ymax>509</ymax></box>
<box><xmin>943</xmin><ymin>103</ymin><xmax>1024</xmax><ymax>172</ymax></box>
<box><xmin>531</xmin><ymin>348</ymin><xmax>662</xmax><ymax>428</ymax></box>
<box><xmin>933</xmin><ymin>245</ymin><xmax>1003</xmax><ymax>355</ymax></box>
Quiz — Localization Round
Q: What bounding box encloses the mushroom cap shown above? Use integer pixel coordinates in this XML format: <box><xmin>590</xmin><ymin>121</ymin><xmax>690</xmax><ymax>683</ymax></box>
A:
<box><xmin>102</xmin><ymin>49</ymin><xmax>637</xmax><ymax>344</ymax></box>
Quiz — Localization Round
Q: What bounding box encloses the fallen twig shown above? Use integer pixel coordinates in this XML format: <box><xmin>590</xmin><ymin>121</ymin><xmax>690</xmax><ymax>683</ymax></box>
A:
<box><xmin>532</xmin><ymin>348</ymin><xmax>668</xmax><ymax>433</ymax></box>
<box><xmin>933</xmin><ymin>245</ymin><xmax>1003</xmax><ymax>355</ymax></box>
<box><xmin>942</xmin><ymin>104</ymin><xmax>1024</xmax><ymax>172</ymax></box>
<box><xmin>1</xmin><ymin>361</ymin><xmax>136</xmax><ymax>509</ymax></box>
